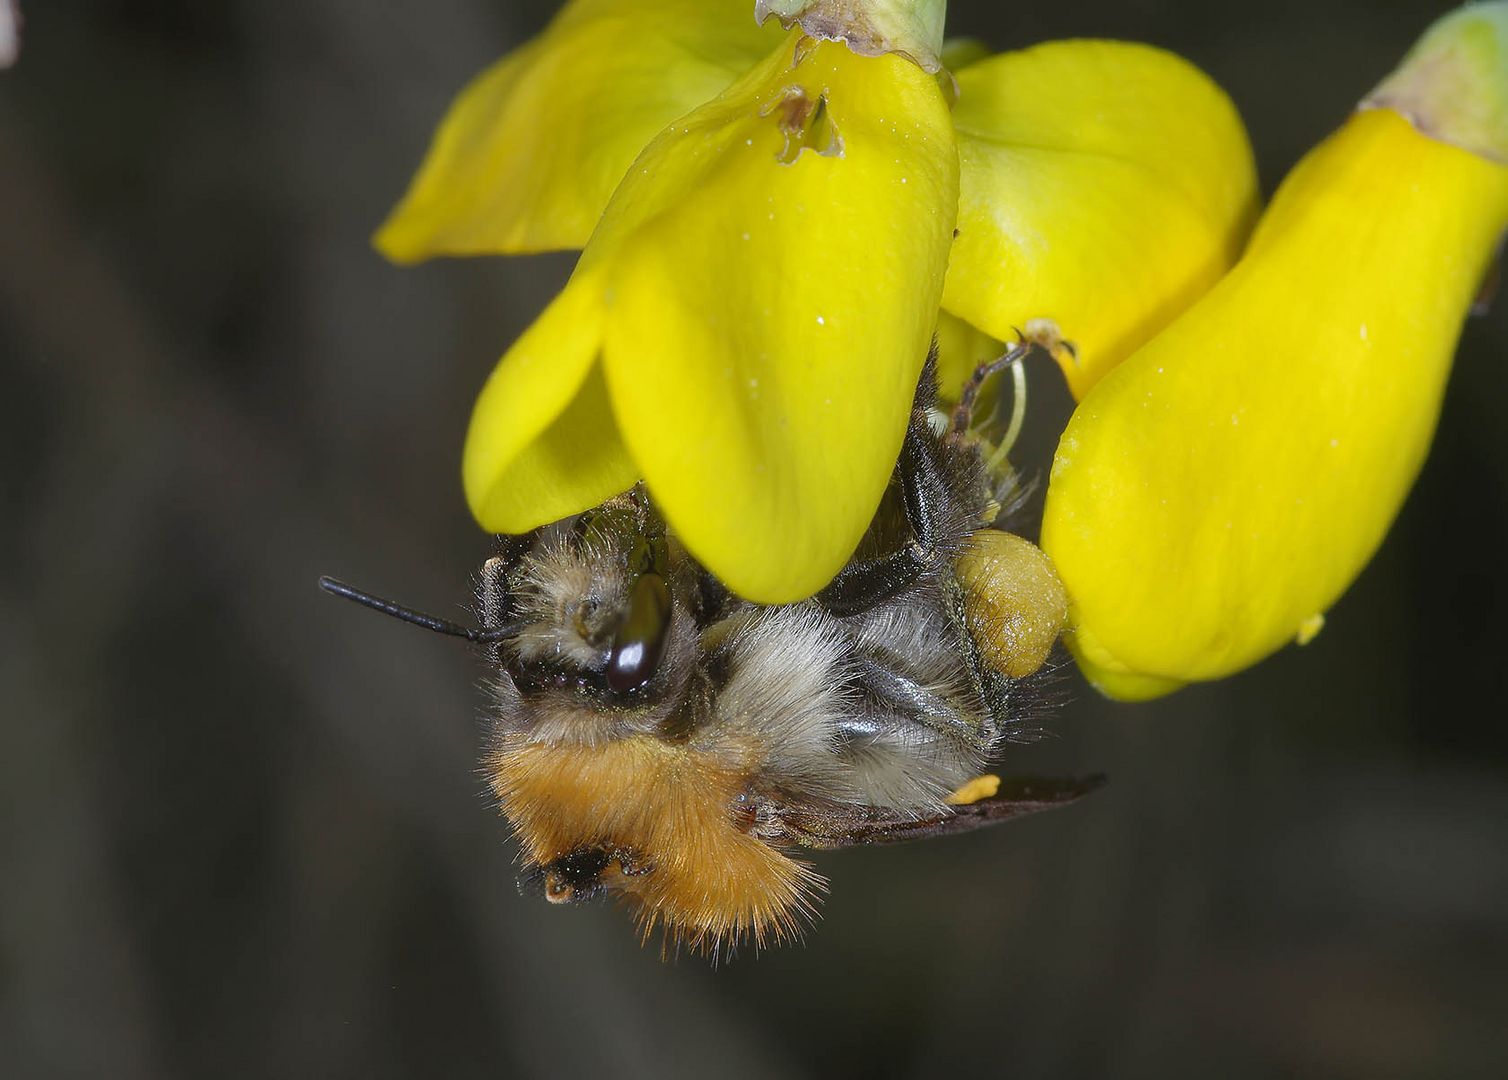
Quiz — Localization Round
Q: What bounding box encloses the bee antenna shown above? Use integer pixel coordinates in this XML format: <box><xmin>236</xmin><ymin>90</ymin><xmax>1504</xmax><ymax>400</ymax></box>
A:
<box><xmin>318</xmin><ymin>576</ymin><xmax>527</xmax><ymax>643</ymax></box>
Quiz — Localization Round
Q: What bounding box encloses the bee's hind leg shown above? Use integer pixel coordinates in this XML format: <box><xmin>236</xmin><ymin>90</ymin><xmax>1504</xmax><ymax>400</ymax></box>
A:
<box><xmin>816</xmin><ymin>414</ymin><xmax>953</xmax><ymax>618</ymax></box>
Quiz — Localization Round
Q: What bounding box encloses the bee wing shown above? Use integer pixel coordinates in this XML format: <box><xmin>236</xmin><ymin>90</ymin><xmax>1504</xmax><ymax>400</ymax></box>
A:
<box><xmin>813</xmin><ymin>774</ymin><xmax>1105</xmax><ymax>849</ymax></box>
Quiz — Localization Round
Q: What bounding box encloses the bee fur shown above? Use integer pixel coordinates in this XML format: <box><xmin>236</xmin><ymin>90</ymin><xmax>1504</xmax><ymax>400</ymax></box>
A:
<box><xmin>319</xmin><ymin>348</ymin><xmax>1099</xmax><ymax>953</ymax></box>
<box><xmin>469</xmin><ymin>350</ymin><xmax>1099</xmax><ymax>951</ymax></box>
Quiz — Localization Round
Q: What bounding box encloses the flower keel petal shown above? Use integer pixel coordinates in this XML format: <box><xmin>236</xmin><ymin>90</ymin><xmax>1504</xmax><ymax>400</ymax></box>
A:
<box><xmin>600</xmin><ymin>38</ymin><xmax>958</xmax><ymax>603</ymax></box>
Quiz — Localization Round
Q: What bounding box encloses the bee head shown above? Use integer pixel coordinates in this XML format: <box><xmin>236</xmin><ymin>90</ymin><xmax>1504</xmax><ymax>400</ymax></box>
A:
<box><xmin>486</xmin><ymin>493</ymin><xmax>697</xmax><ymax>743</ymax></box>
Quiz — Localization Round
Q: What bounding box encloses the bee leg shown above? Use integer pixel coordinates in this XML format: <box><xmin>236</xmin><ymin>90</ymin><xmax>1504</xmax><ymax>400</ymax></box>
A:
<box><xmin>816</xmin><ymin>549</ymin><xmax>924</xmax><ymax>616</ymax></box>
<box><xmin>478</xmin><ymin>534</ymin><xmax>534</xmax><ymax>631</ymax></box>
<box><xmin>817</xmin><ymin>415</ymin><xmax>952</xmax><ymax>617</ymax></box>
<box><xmin>949</xmin><ymin>339</ymin><xmax>1036</xmax><ymax>435</ymax></box>
<box><xmin>851</xmin><ymin>655</ymin><xmax>987</xmax><ymax>751</ymax></box>
<box><xmin>479</xmin><ymin>556</ymin><xmax>508</xmax><ymax>629</ymax></box>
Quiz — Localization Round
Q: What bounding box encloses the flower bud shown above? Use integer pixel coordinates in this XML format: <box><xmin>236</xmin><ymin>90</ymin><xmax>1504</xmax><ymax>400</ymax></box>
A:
<box><xmin>1041</xmin><ymin>3</ymin><xmax>1508</xmax><ymax>700</ymax></box>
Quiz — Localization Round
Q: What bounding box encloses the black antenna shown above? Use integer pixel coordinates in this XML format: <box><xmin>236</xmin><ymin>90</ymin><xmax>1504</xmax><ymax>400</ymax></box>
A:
<box><xmin>318</xmin><ymin>576</ymin><xmax>526</xmax><ymax>643</ymax></box>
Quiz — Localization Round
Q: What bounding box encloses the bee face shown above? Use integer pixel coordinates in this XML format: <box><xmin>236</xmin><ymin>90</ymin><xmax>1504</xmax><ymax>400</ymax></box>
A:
<box><xmin>485</xmin><ymin>496</ymin><xmax>699</xmax><ymax>746</ymax></box>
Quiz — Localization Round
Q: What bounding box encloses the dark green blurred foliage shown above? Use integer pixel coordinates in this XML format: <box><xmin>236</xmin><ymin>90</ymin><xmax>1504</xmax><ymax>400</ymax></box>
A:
<box><xmin>3</xmin><ymin>3</ymin><xmax>1507</xmax><ymax>1078</ymax></box>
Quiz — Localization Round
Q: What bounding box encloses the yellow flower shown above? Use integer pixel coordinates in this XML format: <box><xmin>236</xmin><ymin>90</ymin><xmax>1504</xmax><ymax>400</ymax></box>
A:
<box><xmin>1041</xmin><ymin>3</ymin><xmax>1508</xmax><ymax>700</ymax></box>
<box><xmin>460</xmin><ymin>33</ymin><xmax>957</xmax><ymax>602</ymax></box>
<box><xmin>379</xmin><ymin>0</ymin><xmax>1257</xmax><ymax>603</ymax></box>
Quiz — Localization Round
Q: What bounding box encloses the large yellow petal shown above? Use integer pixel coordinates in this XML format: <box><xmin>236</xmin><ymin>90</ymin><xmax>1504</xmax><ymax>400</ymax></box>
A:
<box><xmin>463</xmin><ymin>270</ymin><xmax>638</xmax><ymax>532</ymax></box>
<box><xmin>943</xmin><ymin>40</ymin><xmax>1258</xmax><ymax>399</ymax></box>
<box><xmin>376</xmin><ymin>0</ymin><xmax>783</xmax><ymax>261</ymax></box>
<box><xmin>599</xmin><ymin>37</ymin><xmax>958</xmax><ymax>603</ymax></box>
<box><xmin>1042</xmin><ymin>106</ymin><xmax>1508</xmax><ymax>699</ymax></box>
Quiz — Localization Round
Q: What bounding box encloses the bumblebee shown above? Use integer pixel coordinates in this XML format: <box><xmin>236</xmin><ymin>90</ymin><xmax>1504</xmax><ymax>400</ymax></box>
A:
<box><xmin>323</xmin><ymin>347</ymin><xmax>1100</xmax><ymax>952</ymax></box>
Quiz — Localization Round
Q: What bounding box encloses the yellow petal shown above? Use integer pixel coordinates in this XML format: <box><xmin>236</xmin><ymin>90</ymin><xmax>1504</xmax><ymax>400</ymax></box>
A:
<box><xmin>939</xmin><ymin>38</ymin><xmax>991</xmax><ymax>74</ymax></box>
<box><xmin>376</xmin><ymin>0</ymin><xmax>783</xmax><ymax>261</ymax></box>
<box><xmin>1042</xmin><ymin>104</ymin><xmax>1508</xmax><ymax>698</ymax></box>
<box><xmin>600</xmin><ymin>37</ymin><xmax>958</xmax><ymax>602</ymax></box>
<box><xmin>463</xmin><ymin>271</ymin><xmax>638</xmax><ymax>531</ymax></box>
<box><xmin>943</xmin><ymin>40</ymin><xmax>1258</xmax><ymax>399</ymax></box>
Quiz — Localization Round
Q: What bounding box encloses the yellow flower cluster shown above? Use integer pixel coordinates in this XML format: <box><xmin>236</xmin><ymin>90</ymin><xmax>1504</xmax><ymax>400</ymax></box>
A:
<box><xmin>378</xmin><ymin>0</ymin><xmax>1255</xmax><ymax>603</ymax></box>
<box><xmin>378</xmin><ymin>0</ymin><xmax>1508</xmax><ymax>699</ymax></box>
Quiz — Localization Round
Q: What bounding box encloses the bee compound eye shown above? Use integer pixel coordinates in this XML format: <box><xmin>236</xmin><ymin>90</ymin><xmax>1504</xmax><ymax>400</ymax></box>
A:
<box><xmin>606</xmin><ymin>572</ymin><xmax>671</xmax><ymax>694</ymax></box>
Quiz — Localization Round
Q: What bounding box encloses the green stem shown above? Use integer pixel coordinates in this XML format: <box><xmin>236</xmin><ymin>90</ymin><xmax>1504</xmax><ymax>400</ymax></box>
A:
<box><xmin>755</xmin><ymin>0</ymin><xmax>947</xmax><ymax>72</ymax></box>
<box><xmin>1363</xmin><ymin>2</ymin><xmax>1508</xmax><ymax>163</ymax></box>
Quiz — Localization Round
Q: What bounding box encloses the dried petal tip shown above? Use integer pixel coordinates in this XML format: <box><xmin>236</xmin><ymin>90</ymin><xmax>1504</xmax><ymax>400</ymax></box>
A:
<box><xmin>1364</xmin><ymin>1</ymin><xmax>1508</xmax><ymax>163</ymax></box>
<box><xmin>756</xmin><ymin>0</ymin><xmax>945</xmax><ymax>71</ymax></box>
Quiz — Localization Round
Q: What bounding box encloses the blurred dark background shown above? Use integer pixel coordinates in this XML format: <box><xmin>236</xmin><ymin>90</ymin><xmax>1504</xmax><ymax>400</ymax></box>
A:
<box><xmin>4</xmin><ymin>2</ymin><xmax>1507</xmax><ymax>1077</ymax></box>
